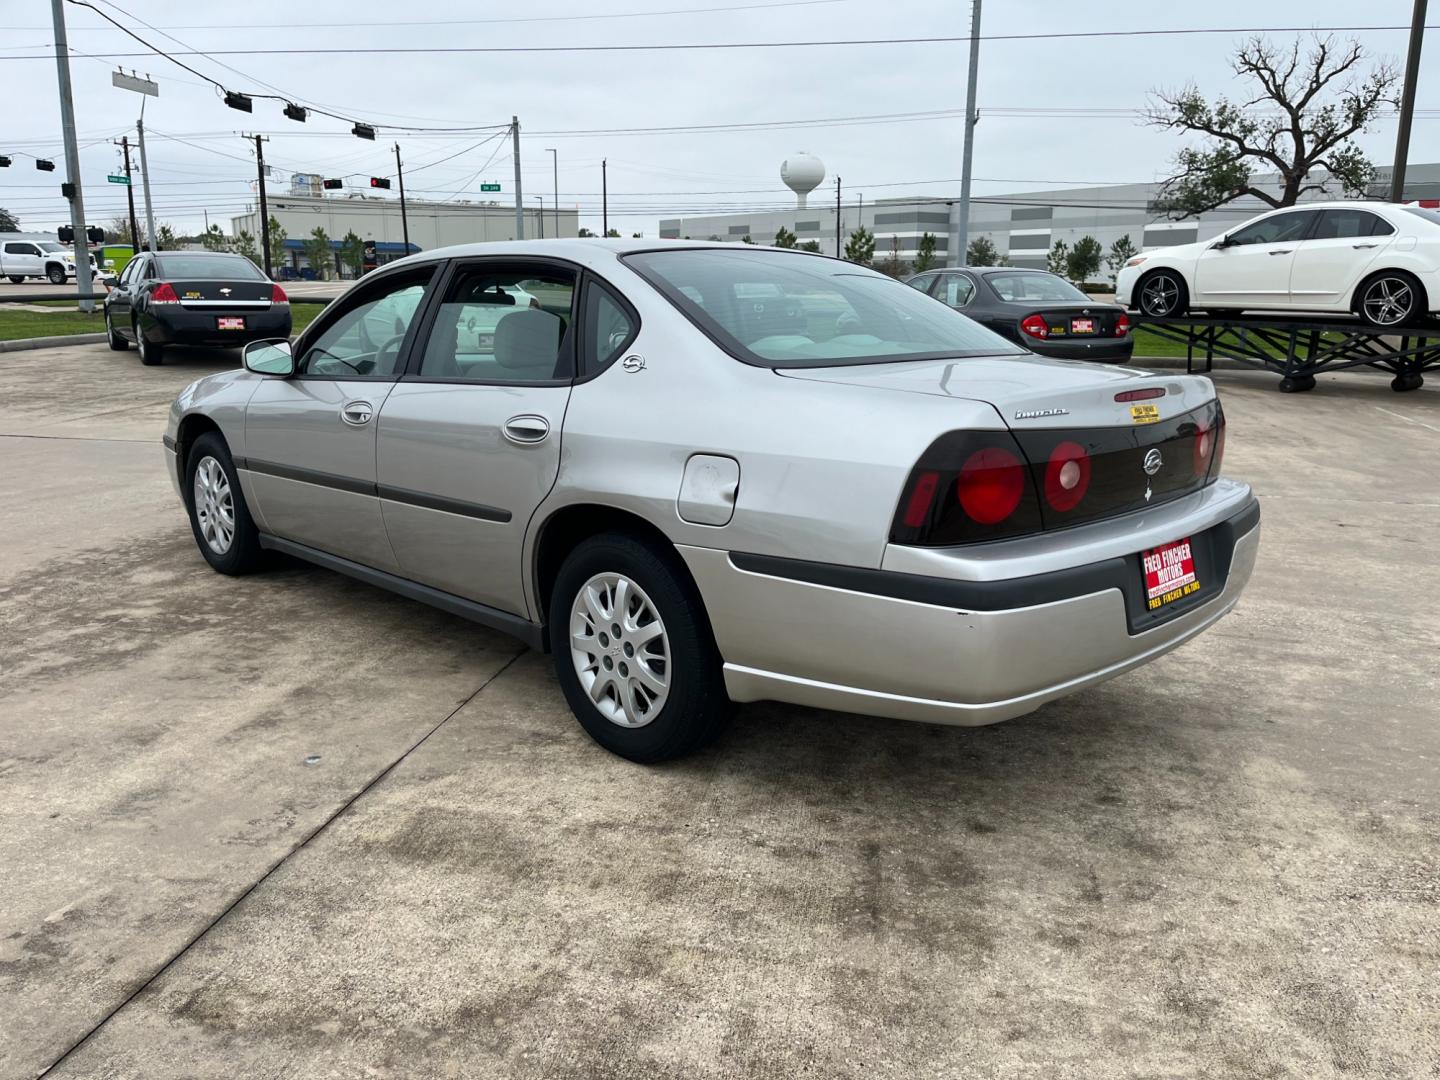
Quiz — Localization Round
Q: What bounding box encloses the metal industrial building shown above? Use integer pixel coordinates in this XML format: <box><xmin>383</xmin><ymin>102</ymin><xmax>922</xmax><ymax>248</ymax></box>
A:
<box><xmin>658</xmin><ymin>163</ymin><xmax>1440</xmax><ymax>273</ymax></box>
<box><xmin>230</xmin><ymin>188</ymin><xmax>578</xmax><ymax>277</ymax></box>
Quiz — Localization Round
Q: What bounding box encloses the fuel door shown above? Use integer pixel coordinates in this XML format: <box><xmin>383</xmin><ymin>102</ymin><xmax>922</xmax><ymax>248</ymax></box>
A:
<box><xmin>677</xmin><ymin>454</ymin><xmax>740</xmax><ymax>526</ymax></box>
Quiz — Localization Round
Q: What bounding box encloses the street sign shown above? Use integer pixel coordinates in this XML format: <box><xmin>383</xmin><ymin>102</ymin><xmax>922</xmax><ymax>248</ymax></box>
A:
<box><xmin>107</xmin><ymin>174</ymin><xmax>130</xmax><ymax>185</ymax></box>
<box><xmin>480</xmin><ymin>183</ymin><xmax>501</xmax><ymax>192</ymax></box>
<box><xmin>111</xmin><ymin>70</ymin><xmax>159</xmax><ymax>97</ymax></box>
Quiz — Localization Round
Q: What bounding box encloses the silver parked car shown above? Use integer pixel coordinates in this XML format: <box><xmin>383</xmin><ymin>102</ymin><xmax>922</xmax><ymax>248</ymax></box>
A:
<box><xmin>164</xmin><ymin>240</ymin><xmax>1260</xmax><ymax>762</ymax></box>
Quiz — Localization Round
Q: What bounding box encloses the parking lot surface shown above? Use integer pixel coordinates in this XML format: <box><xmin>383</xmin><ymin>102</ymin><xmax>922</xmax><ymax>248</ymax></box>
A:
<box><xmin>2</xmin><ymin>343</ymin><xmax>1437</xmax><ymax>1079</ymax></box>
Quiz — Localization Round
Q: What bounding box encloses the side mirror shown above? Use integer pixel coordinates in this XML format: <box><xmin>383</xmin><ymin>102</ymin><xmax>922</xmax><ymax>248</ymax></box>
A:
<box><xmin>243</xmin><ymin>338</ymin><xmax>294</xmax><ymax>376</ymax></box>
<box><xmin>100</xmin><ymin>275</ymin><xmax>119</xmax><ymax>288</ymax></box>
<box><xmin>1213</xmin><ymin>235</ymin><xmax>1234</xmax><ymax>250</ymax></box>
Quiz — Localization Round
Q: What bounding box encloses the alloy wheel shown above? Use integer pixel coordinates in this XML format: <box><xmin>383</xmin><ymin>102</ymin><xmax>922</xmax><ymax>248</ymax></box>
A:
<box><xmin>192</xmin><ymin>455</ymin><xmax>235</xmax><ymax>555</ymax></box>
<box><xmin>569</xmin><ymin>572</ymin><xmax>670</xmax><ymax>728</ymax></box>
<box><xmin>1361</xmin><ymin>277</ymin><xmax>1414</xmax><ymax>327</ymax></box>
<box><xmin>1140</xmin><ymin>274</ymin><xmax>1181</xmax><ymax>317</ymax></box>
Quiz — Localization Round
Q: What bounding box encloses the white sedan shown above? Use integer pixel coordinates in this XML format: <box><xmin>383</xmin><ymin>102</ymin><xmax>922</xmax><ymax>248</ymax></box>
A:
<box><xmin>1116</xmin><ymin>201</ymin><xmax>1440</xmax><ymax>327</ymax></box>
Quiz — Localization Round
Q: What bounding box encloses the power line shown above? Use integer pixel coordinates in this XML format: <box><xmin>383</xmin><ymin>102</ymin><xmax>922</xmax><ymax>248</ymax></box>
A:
<box><xmin>5</xmin><ymin>24</ymin><xmax>1435</xmax><ymax>61</ymax></box>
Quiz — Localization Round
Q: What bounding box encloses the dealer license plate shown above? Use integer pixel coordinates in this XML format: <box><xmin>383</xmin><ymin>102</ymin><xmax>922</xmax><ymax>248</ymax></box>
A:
<box><xmin>217</xmin><ymin>316</ymin><xmax>246</xmax><ymax>331</ymax></box>
<box><xmin>1070</xmin><ymin>317</ymin><xmax>1095</xmax><ymax>334</ymax></box>
<box><xmin>1141</xmin><ymin>537</ymin><xmax>1200</xmax><ymax>611</ymax></box>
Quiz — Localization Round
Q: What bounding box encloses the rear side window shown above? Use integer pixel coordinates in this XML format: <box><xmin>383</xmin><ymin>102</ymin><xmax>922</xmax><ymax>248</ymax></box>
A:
<box><xmin>580</xmin><ymin>281</ymin><xmax>636</xmax><ymax>376</ymax></box>
<box><xmin>984</xmin><ymin>272</ymin><xmax>1086</xmax><ymax>303</ymax></box>
<box><xmin>1313</xmin><ymin>209</ymin><xmax>1394</xmax><ymax>240</ymax></box>
<box><xmin>624</xmin><ymin>248</ymin><xmax>1022</xmax><ymax>368</ymax></box>
<box><xmin>940</xmin><ymin>274</ymin><xmax>976</xmax><ymax>307</ymax></box>
<box><xmin>417</xmin><ymin>266</ymin><xmax>576</xmax><ymax>383</ymax></box>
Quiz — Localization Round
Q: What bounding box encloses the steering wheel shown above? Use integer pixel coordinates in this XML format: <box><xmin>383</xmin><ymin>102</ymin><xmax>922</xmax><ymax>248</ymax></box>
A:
<box><xmin>304</xmin><ymin>346</ymin><xmax>360</xmax><ymax>375</ymax></box>
<box><xmin>374</xmin><ymin>334</ymin><xmax>406</xmax><ymax>374</ymax></box>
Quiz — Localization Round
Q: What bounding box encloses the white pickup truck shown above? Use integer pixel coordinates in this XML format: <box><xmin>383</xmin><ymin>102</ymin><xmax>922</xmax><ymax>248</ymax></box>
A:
<box><xmin>0</xmin><ymin>236</ymin><xmax>100</xmax><ymax>285</ymax></box>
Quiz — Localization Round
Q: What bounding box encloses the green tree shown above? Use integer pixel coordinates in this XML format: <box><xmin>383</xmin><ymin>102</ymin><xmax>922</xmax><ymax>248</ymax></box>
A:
<box><xmin>913</xmin><ymin>232</ymin><xmax>938</xmax><ymax>272</ymax></box>
<box><xmin>798</xmin><ymin>239</ymin><xmax>821</xmax><ymax>253</ymax></box>
<box><xmin>966</xmin><ymin>235</ymin><xmax>1000</xmax><ymax>267</ymax></box>
<box><xmin>578</xmin><ymin>227</ymin><xmax>596</xmax><ymax>237</ymax></box>
<box><xmin>1106</xmin><ymin>234</ymin><xmax>1139</xmax><ymax>276</ymax></box>
<box><xmin>304</xmin><ymin>226</ymin><xmax>332</xmax><ymax>280</ymax></box>
<box><xmin>706</xmin><ymin>234</ymin><xmax>721</xmax><ymax>241</ymax></box>
<box><xmin>1066</xmin><ymin>235</ymin><xmax>1104</xmax><ymax>283</ymax></box>
<box><xmin>1148</xmin><ymin>35</ymin><xmax>1396</xmax><ymax>217</ymax></box>
<box><xmin>1045</xmin><ymin>239</ymin><xmax>1070</xmax><ymax>277</ymax></box>
<box><xmin>156</xmin><ymin>223</ymin><xmax>177</xmax><ymax>250</ymax></box>
<box><xmin>0</xmin><ymin>207</ymin><xmax>18</xmax><ymax>232</ymax></box>
<box><xmin>199</xmin><ymin>224</ymin><xmax>230</xmax><ymax>252</ymax></box>
<box><xmin>340</xmin><ymin>230</ymin><xmax>366</xmax><ymax>278</ymax></box>
<box><xmin>267</xmin><ymin>217</ymin><xmax>287</xmax><ymax>273</ymax></box>
<box><xmin>605</xmin><ymin>228</ymin><xmax>621</xmax><ymax>238</ymax></box>
<box><xmin>233</xmin><ymin>230</ymin><xmax>259</xmax><ymax>267</ymax></box>
<box><xmin>773</xmin><ymin>226</ymin><xmax>797</xmax><ymax>248</ymax></box>
<box><xmin>843</xmin><ymin>225</ymin><xmax>875</xmax><ymax>265</ymax></box>
<box><xmin>740</xmin><ymin>234</ymin><xmax>755</xmax><ymax>244</ymax></box>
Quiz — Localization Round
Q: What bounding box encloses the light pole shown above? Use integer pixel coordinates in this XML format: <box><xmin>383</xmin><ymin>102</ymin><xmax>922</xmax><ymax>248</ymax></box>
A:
<box><xmin>953</xmin><ymin>0</ymin><xmax>982</xmax><ymax>266</ymax></box>
<box><xmin>1390</xmin><ymin>0</ymin><xmax>1427</xmax><ymax>201</ymax></box>
<box><xmin>546</xmin><ymin>148</ymin><xmax>558</xmax><ymax>238</ymax></box>
<box><xmin>112</xmin><ymin>70</ymin><xmax>159</xmax><ymax>254</ymax></box>
<box><xmin>535</xmin><ymin>196</ymin><xmax>544</xmax><ymax>239</ymax></box>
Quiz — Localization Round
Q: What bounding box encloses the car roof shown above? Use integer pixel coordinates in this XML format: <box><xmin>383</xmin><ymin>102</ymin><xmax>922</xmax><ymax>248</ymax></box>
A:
<box><xmin>394</xmin><ymin>237</ymin><xmax>836</xmax><ymax>267</ymax></box>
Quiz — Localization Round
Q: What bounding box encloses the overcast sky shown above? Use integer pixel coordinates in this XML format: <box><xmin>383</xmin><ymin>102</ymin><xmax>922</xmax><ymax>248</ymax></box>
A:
<box><xmin>3</xmin><ymin>0</ymin><xmax>1434</xmax><ymax>238</ymax></box>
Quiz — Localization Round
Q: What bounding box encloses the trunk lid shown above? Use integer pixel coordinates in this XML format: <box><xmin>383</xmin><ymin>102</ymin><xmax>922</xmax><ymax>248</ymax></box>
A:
<box><xmin>168</xmin><ymin>279</ymin><xmax>275</xmax><ymax>308</ymax></box>
<box><xmin>1016</xmin><ymin>302</ymin><xmax>1123</xmax><ymax>340</ymax></box>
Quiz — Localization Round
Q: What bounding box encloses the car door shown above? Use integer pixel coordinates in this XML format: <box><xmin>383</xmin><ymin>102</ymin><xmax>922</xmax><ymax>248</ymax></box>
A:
<box><xmin>1193</xmin><ymin>209</ymin><xmax>1318</xmax><ymax>308</ymax></box>
<box><xmin>376</xmin><ymin>259</ymin><xmax>592</xmax><ymax>616</ymax></box>
<box><xmin>106</xmin><ymin>255</ymin><xmax>144</xmax><ymax>333</ymax></box>
<box><xmin>1287</xmin><ymin>208</ymin><xmax>1395</xmax><ymax>310</ymax></box>
<box><xmin>243</xmin><ymin>265</ymin><xmax>438</xmax><ymax>572</ymax></box>
<box><xmin>3</xmin><ymin>242</ymin><xmax>43</xmax><ymax>278</ymax></box>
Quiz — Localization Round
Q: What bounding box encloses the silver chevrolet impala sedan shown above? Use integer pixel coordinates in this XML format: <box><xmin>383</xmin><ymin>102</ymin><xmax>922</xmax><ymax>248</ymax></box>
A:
<box><xmin>163</xmin><ymin>240</ymin><xmax>1260</xmax><ymax>762</ymax></box>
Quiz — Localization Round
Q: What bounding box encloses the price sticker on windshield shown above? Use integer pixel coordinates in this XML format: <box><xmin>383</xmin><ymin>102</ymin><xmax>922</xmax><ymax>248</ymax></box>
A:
<box><xmin>1131</xmin><ymin>404</ymin><xmax>1160</xmax><ymax>424</ymax></box>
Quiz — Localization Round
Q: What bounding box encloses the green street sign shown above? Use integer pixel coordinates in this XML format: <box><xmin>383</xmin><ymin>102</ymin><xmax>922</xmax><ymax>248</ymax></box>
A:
<box><xmin>480</xmin><ymin>183</ymin><xmax>501</xmax><ymax>192</ymax></box>
<box><xmin>107</xmin><ymin>174</ymin><xmax>130</xmax><ymax>185</ymax></box>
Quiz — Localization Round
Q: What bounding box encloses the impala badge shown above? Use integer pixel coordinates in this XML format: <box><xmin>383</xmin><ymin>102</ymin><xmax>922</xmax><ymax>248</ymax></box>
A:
<box><xmin>621</xmin><ymin>355</ymin><xmax>646</xmax><ymax>373</ymax></box>
<box><xmin>1014</xmin><ymin>407</ymin><xmax>1069</xmax><ymax>420</ymax></box>
<box><xmin>1143</xmin><ymin>448</ymin><xmax>1163</xmax><ymax>475</ymax></box>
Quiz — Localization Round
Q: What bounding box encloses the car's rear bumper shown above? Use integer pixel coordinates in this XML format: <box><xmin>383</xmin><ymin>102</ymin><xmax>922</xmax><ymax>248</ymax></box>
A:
<box><xmin>678</xmin><ymin>482</ymin><xmax>1259</xmax><ymax>726</ymax></box>
<box><xmin>143</xmin><ymin>305</ymin><xmax>291</xmax><ymax>347</ymax></box>
<box><xmin>1029</xmin><ymin>337</ymin><xmax>1133</xmax><ymax>363</ymax></box>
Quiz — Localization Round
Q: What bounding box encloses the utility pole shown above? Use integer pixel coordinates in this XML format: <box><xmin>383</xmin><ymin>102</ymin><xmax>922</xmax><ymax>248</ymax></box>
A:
<box><xmin>537</xmin><ymin>196</ymin><xmax>545</xmax><ymax>239</ymax></box>
<box><xmin>136</xmin><ymin>114</ymin><xmax>157</xmax><ymax>252</ymax></box>
<box><xmin>546</xmin><ymin>148</ymin><xmax>558</xmax><ymax>238</ymax></box>
<box><xmin>254</xmin><ymin>135</ymin><xmax>272</xmax><ymax>278</ymax></box>
<box><xmin>50</xmin><ymin>0</ymin><xmax>95</xmax><ymax>311</ymax></box>
<box><xmin>834</xmin><ymin>176</ymin><xmax>842</xmax><ymax>257</ymax></box>
<box><xmin>952</xmin><ymin>0</ymin><xmax>982</xmax><ymax>266</ymax></box>
<box><xmin>602</xmin><ymin>159</ymin><xmax>608</xmax><ymax>236</ymax></box>
<box><xmin>119</xmin><ymin>136</ymin><xmax>140</xmax><ymax>250</ymax></box>
<box><xmin>1390</xmin><ymin>0</ymin><xmax>1427</xmax><ymax>202</ymax></box>
<box><xmin>512</xmin><ymin>116</ymin><xmax>524</xmax><ymax>240</ymax></box>
<box><xmin>394</xmin><ymin>142</ymin><xmax>410</xmax><ymax>253</ymax></box>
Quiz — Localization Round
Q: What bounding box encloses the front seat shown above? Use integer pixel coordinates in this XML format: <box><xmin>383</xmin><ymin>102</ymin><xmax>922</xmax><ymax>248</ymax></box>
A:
<box><xmin>493</xmin><ymin>307</ymin><xmax>565</xmax><ymax>379</ymax></box>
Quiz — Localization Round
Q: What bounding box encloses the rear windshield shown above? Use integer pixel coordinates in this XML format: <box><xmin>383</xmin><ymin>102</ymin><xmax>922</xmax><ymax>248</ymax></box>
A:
<box><xmin>983</xmin><ymin>272</ymin><xmax>1088</xmax><ymax>303</ymax></box>
<box><xmin>1401</xmin><ymin>206</ymin><xmax>1440</xmax><ymax>227</ymax></box>
<box><xmin>624</xmin><ymin>248</ymin><xmax>1023</xmax><ymax>367</ymax></box>
<box><xmin>153</xmin><ymin>254</ymin><xmax>265</xmax><ymax>280</ymax></box>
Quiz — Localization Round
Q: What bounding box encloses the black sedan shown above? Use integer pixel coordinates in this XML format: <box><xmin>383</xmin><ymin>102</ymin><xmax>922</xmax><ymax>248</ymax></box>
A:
<box><xmin>102</xmin><ymin>251</ymin><xmax>292</xmax><ymax>366</ymax></box>
<box><xmin>906</xmin><ymin>266</ymin><xmax>1132</xmax><ymax>363</ymax></box>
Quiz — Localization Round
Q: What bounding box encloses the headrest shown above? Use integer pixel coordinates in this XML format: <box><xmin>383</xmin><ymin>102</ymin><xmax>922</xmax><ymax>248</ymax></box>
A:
<box><xmin>493</xmin><ymin>307</ymin><xmax>562</xmax><ymax>371</ymax></box>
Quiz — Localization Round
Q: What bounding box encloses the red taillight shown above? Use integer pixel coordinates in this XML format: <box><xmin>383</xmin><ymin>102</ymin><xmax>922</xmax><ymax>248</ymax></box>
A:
<box><xmin>957</xmin><ymin>447</ymin><xmax>1026</xmax><ymax>525</ymax></box>
<box><xmin>1193</xmin><ymin>423</ymin><xmax>1213</xmax><ymax>477</ymax></box>
<box><xmin>1114</xmin><ymin>313</ymin><xmax>1130</xmax><ymax>337</ymax></box>
<box><xmin>1043</xmin><ymin>440</ymin><xmax>1091</xmax><ymax>512</ymax></box>
<box><xmin>151</xmin><ymin>282</ymin><xmax>179</xmax><ymax>304</ymax></box>
<box><xmin>271</xmin><ymin>283</ymin><xmax>289</xmax><ymax>304</ymax></box>
<box><xmin>1213</xmin><ymin>413</ymin><xmax>1227</xmax><ymax>476</ymax></box>
<box><xmin>901</xmin><ymin>470</ymin><xmax>940</xmax><ymax>528</ymax></box>
<box><xmin>1020</xmin><ymin>314</ymin><xmax>1048</xmax><ymax>339</ymax></box>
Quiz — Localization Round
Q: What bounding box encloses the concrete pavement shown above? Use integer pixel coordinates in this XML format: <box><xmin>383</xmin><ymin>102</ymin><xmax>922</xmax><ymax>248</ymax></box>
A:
<box><xmin>1</xmin><ymin>344</ymin><xmax>1437</xmax><ymax>1078</ymax></box>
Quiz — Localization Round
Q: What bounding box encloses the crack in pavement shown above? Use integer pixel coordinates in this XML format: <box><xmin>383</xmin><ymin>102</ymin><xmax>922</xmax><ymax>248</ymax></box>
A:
<box><xmin>33</xmin><ymin>647</ymin><xmax>528</xmax><ymax>1079</ymax></box>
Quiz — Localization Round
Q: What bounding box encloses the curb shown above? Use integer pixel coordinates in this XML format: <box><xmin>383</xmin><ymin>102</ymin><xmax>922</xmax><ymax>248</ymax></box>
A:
<box><xmin>0</xmin><ymin>333</ymin><xmax>107</xmax><ymax>353</ymax></box>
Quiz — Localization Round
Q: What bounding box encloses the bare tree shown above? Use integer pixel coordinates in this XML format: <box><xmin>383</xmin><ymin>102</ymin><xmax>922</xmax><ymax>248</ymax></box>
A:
<box><xmin>1148</xmin><ymin>35</ymin><xmax>1397</xmax><ymax>217</ymax></box>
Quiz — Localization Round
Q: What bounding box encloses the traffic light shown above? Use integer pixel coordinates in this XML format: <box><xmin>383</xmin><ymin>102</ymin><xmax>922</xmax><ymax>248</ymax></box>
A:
<box><xmin>369</xmin><ymin>177</ymin><xmax>391</xmax><ymax>190</ymax></box>
<box><xmin>58</xmin><ymin>225</ymin><xmax>73</xmax><ymax>242</ymax></box>
<box><xmin>352</xmin><ymin>124</ymin><xmax>376</xmax><ymax>141</ymax></box>
<box><xmin>87</xmin><ymin>226</ymin><xmax>105</xmax><ymax>243</ymax></box>
<box><xmin>0</xmin><ymin>155</ymin><xmax>10</xmax><ymax>167</ymax></box>
<box><xmin>224</xmin><ymin>90</ymin><xmax>253</xmax><ymax>112</ymax></box>
<box><xmin>283</xmin><ymin>103</ymin><xmax>308</xmax><ymax>122</ymax></box>
<box><xmin>36</xmin><ymin>158</ymin><xmax>55</xmax><ymax>172</ymax></box>
<box><xmin>323</xmin><ymin>178</ymin><xmax>343</xmax><ymax>190</ymax></box>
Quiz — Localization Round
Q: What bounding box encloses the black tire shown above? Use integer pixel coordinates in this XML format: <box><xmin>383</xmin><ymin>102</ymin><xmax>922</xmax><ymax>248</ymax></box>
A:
<box><xmin>1278</xmin><ymin>374</ymin><xmax>1316</xmax><ymax>394</ymax></box>
<box><xmin>184</xmin><ymin>432</ymin><xmax>263</xmax><ymax>575</ymax></box>
<box><xmin>1355</xmin><ymin>270</ymin><xmax>1424</xmax><ymax>328</ymax></box>
<box><xmin>105</xmin><ymin>308</ymin><xmax>128</xmax><ymax>351</ymax></box>
<box><xmin>549</xmin><ymin>531</ymin><xmax>732</xmax><ymax>763</ymax></box>
<box><xmin>135</xmin><ymin>318</ymin><xmax>164</xmax><ymax>365</ymax></box>
<box><xmin>46</xmin><ymin>265</ymin><xmax>66</xmax><ymax>285</ymax></box>
<box><xmin>6</xmin><ymin>276</ymin><xmax>22</xmax><ymax>284</ymax></box>
<box><xmin>1135</xmin><ymin>269</ymin><xmax>1189</xmax><ymax>318</ymax></box>
<box><xmin>1391</xmin><ymin>372</ymin><xmax>1424</xmax><ymax>392</ymax></box>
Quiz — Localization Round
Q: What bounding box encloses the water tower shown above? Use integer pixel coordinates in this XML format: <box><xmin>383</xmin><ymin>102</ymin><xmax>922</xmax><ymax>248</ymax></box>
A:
<box><xmin>781</xmin><ymin>153</ymin><xmax>825</xmax><ymax>208</ymax></box>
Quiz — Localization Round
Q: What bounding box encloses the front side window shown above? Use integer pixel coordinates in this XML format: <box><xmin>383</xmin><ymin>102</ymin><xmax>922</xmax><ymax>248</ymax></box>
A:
<box><xmin>153</xmin><ymin>254</ymin><xmax>265</xmax><ymax>280</ymax></box>
<box><xmin>624</xmin><ymin>248</ymin><xmax>1022</xmax><ymax>367</ymax></box>
<box><xmin>983</xmin><ymin>272</ymin><xmax>1086</xmax><ymax>303</ymax></box>
<box><xmin>417</xmin><ymin>267</ymin><xmax>575</xmax><ymax>383</ymax></box>
<box><xmin>298</xmin><ymin>270</ymin><xmax>433</xmax><ymax>378</ymax></box>
<box><xmin>1226</xmin><ymin>211</ymin><xmax>1315</xmax><ymax>246</ymax></box>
